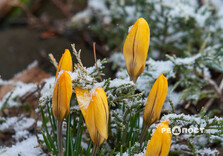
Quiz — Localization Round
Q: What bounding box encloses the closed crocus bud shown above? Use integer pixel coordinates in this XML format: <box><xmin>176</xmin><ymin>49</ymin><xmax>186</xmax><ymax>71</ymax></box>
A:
<box><xmin>55</xmin><ymin>49</ymin><xmax>73</xmax><ymax>78</ymax></box>
<box><xmin>52</xmin><ymin>71</ymin><xmax>72</xmax><ymax>121</ymax></box>
<box><xmin>146</xmin><ymin>120</ymin><xmax>171</xmax><ymax>156</ymax></box>
<box><xmin>75</xmin><ymin>87</ymin><xmax>109</xmax><ymax>146</ymax></box>
<box><xmin>123</xmin><ymin>17</ymin><xmax>150</xmax><ymax>83</ymax></box>
<box><xmin>144</xmin><ymin>74</ymin><xmax>168</xmax><ymax>127</ymax></box>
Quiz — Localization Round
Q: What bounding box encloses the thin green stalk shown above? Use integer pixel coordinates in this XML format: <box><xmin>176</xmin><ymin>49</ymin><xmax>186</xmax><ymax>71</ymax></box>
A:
<box><xmin>66</xmin><ymin>115</ymin><xmax>71</xmax><ymax>156</ymax></box>
<box><xmin>120</xmin><ymin>145</ymin><xmax>123</xmax><ymax>156</ymax></box>
<box><xmin>57</xmin><ymin>120</ymin><xmax>63</xmax><ymax>156</ymax></box>
<box><xmin>86</xmin><ymin>141</ymin><xmax>92</xmax><ymax>156</ymax></box>
<box><xmin>70</xmin><ymin>128</ymin><xmax>74</xmax><ymax>156</ymax></box>
<box><xmin>128</xmin><ymin>141</ymin><xmax>131</xmax><ymax>156</ymax></box>
<box><xmin>91</xmin><ymin>144</ymin><xmax>99</xmax><ymax>156</ymax></box>
<box><xmin>139</xmin><ymin>123</ymin><xmax>149</xmax><ymax>149</ymax></box>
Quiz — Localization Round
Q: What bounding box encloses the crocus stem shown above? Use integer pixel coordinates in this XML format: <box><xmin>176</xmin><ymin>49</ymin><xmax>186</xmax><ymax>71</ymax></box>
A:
<box><xmin>57</xmin><ymin>120</ymin><xmax>63</xmax><ymax>156</ymax></box>
<box><xmin>139</xmin><ymin>123</ymin><xmax>149</xmax><ymax>149</ymax></box>
<box><xmin>91</xmin><ymin>144</ymin><xmax>99</xmax><ymax>156</ymax></box>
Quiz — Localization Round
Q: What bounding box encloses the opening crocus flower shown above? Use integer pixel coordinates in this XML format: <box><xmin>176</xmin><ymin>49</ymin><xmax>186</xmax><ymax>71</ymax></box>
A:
<box><xmin>143</xmin><ymin>74</ymin><xmax>168</xmax><ymax>126</ymax></box>
<box><xmin>52</xmin><ymin>71</ymin><xmax>72</xmax><ymax>121</ymax></box>
<box><xmin>75</xmin><ymin>86</ymin><xmax>109</xmax><ymax>155</ymax></box>
<box><xmin>55</xmin><ymin>49</ymin><xmax>73</xmax><ymax>78</ymax></box>
<box><xmin>146</xmin><ymin>120</ymin><xmax>171</xmax><ymax>156</ymax></box>
<box><xmin>123</xmin><ymin>17</ymin><xmax>150</xmax><ymax>83</ymax></box>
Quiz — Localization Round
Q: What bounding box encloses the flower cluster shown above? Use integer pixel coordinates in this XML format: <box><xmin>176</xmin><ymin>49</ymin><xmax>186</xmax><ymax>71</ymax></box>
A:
<box><xmin>43</xmin><ymin>18</ymin><xmax>172</xmax><ymax>156</ymax></box>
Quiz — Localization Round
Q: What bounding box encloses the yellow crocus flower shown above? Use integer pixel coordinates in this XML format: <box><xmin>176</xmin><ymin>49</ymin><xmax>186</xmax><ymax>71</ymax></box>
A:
<box><xmin>55</xmin><ymin>49</ymin><xmax>73</xmax><ymax>78</ymax></box>
<box><xmin>52</xmin><ymin>71</ymin><xmax>72</xmax><ymax>121</ymax></box>
<box><xmin>75</xmin><ymin>87</ymin><xmax>109</xmax><ymax>146</ymax></box>
<box><xmin>52</xmin><ymin>71</ymin><xmax>72</xmax><ymax>156</ymax></box>
<box><xmin>145</xmin><ymin>120</ymin><xmax>171</xmax><ymax>156</ymax></box>
<box><xmin>123</xmin><ymin>17</ymin><xmax>150</xmax><ymax>83</ymax></box>
<box><xmin>144</xmin><ymin>74</ymin><xmax>168</xmax><ymax>126</ymax></box>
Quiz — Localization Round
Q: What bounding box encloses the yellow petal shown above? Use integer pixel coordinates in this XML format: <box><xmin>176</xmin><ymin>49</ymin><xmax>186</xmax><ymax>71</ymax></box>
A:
<box><xmin>52</xmin><ymin>71</ymin><xmax>72</xmax><ymax>121</ymax></box>
<box><xmin>75</xmin><ymin>87</ymin><xmax>91</xmax><ymax>117</ymax></box>
<box><xmin>55</xmin><ymin>49</ymin><xmax>73</xmax><ymax>78</ymax></box>
<box><xmin>123</xmin><ymin>17</ymin><xmax>150</xmax><ymax>83</ymax></box>
<box><xmin>146</xmin><ymin>120</ymin><xmax>171</xmax><ymax>156</ymax></box>
<box><xmin>144</xmin><ymin>74</ymin><xmax>168</xmax><ymax>126</ymax></box>
<box><xmin>75</xmin><ymin>87</ymin><xmax>109</xmax><ymax>146</ymax></box>
<box><xmin>91</xmin><ymin>87</ymin><xmax>109</xmax><ymax>141</ymax></box>
<box><xmin>85</xmin><ymin>102</ymin><xmax>99</xmax><ymax>144</ymax></box>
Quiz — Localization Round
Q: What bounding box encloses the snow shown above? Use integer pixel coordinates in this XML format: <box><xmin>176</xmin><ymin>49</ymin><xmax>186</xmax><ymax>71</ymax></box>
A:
<box><xmin>128</xmin><ymin>25</ymin><xmax>133</xmax><ymax>33</ymax></box>
<box><xmin>162</xmin><ymin>0</ymin><xmax>210</xmax><ymax>27</ymax></box>
<box><xmin>14</xmin><ymin>117</ymin><xmax>35</xmax><ymax>131</ymax></box>
<box><xmin>196</xmin><ymin>147</ymin><xmax>219</xmax><ymax>156</ymax></box>
<box><xmin>163</xmin><ymin>86</ymin><xmax>182</xmax><ymax>111</ymax></box>
<box><xmin>136</xmin><ymin>58</ymin><xmax>174</xmax><ymax>94</ymax></box>
<box><xmin>146</xmin><ymin>58</ymin><xmax>175</xmax><ymax>79</ymax></box>
<box><xmin>171</xmin><ymin>144</ymin><xmax>189</xmax><ymax>151</ymax></box>
<box><xmin>116</xmin><ymin>149</ymin><xmax>146</xmax><ymax>156</ymax></box>
<box><xmin>39</xmin><ymin>77</ymin><xmax>55</xmax><ymax>105</ymax></box>
<box><xmin>103</xmin><ymin>16</ymin><xmax>112</xmax><ymax>25</ymax></box>
<box><xmin>0</xmin><ymin>117</ymin><xmax>17</xmax><ymax>131</ymax></box>
<box><xmin>86</xmin><ymin>60</ymin><xmax>103</xmax><ymax>75</ymax></box>
<box><xmin>125</xmin><ymin>6</ymin><xmax>137</xmax><ymax>22</ymax></box>
<box><xmin>27</xmin><ymin>60</ymin><xmax>38</xmax><ymax>70</ymax></box>
<box><xmin>0</xmin><ymin>116</ymin><xmax>35</xmax><ymax>141</ymax></box>
<box><xmin>0</xmin><ymin>136</ymin><xmax>45</xmax><ymax>156</ymax></box>
<box><xmin>77</xmin><ymin>88</ymin><xmax>92</xmax><ymax>110</ymax></box>
<box><xmin>161</xmin><ymin>113</ymin><xmax>208</xmax><ymax>128</ymax></box>
<box><xmin>108</xmin><ymin>78</ymin><xmax>134</xmax><ymax>88</ymax></box>
<box><xmin>13</xmin><ymin>130</ymin><xmax>30</xmax><ymax>141</ymax></box>
<box><xmin>71</xmin><ymin>0</ymin><xmax>109</xmax><ymax>24</ymax></box>
<box><xmin>174</xmin><ymin>53</ymin><xmax>201</xmax><ymax>65</ymax></box>
<box><xmin>0</xmin><ymin>81</ymin><xmax>37</xmax><ymax>109</ymax></box>
<box><xmin>109</xmin><ymin>53</ymin><xmax>126</xmax><ymax>69</ymax></box>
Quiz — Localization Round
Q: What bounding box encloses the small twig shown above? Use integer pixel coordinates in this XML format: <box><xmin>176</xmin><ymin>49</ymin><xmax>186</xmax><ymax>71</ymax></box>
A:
<box><xmin>199</xmin><ymin>33</ymin><xmax>211</xmax><ymax>53</ymax></box>
<box><xmin>49</xmin><ymin>53</ymin><xmax>58</xmax><ymax>69</ymax></box>
<box><xmin>93</xmin><ymin>42</ymin><xmax>102</xmax><ymax>82</ymax></box>
<box><xmin>83</xmin><ymin>32</ymin><xmax>110</xmax><ymax>57</ymax></box>
<box><xmin>205</xmin><ymin>76</ymin><xmax>221</xmax><ymax>97</ymax></box>
<box><xmin>219</xmin><ymin>77</ymin><xmax>223</xmax><ymax>91</ymax></box>
<box><xmin>204</xmin><ymin>98</ymin><xmax>215</xmax><ymax>111</ymax></box>
<box><xmin>71</xmin><ymin>44</ymin><xmax>83</xmax><ymax>67</ymax></box>
<box><xmin>71</xmin><ymin>44</ymin><xmax>88</xmax><ymax>74</ymax></box>
<box><xmin>193</xmin><ymin>71</ymin><xmax>221</xmax><ymax>97</ymax></box>
<box><xmin>184</xmin><ymin>103</ymin><xmax>190</xmax><ymax>109</ymax></box>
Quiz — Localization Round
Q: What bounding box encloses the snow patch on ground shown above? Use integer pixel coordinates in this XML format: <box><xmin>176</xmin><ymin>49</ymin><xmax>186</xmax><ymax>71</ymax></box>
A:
<box><xmin>0</xmin><ymin>136</ymin><xmax>45</xmax><ymax>156</ymax></box>
<box><xmin>0</xmin><ymin>81</ymin><xmax>37</xmax><ymax>109</ymax></box>
<box><xmin>0</xmin><ymin>116</ymin><xmax>35</xmax><ymax>142</ymax></box>
<box><xmin>39</xmin><ymin>77</ymin><xmax>55</xmax><ymax>105</ymax></box>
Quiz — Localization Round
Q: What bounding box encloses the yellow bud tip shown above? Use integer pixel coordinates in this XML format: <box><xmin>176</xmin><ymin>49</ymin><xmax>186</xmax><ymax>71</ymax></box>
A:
<box><xmin>123</xmin><ymin>17</ymin><xmax>150</xmax><ymax>83</ymax></box>
<box><xmin>162</xmin><ymin>120</ymin><xmax>169</xmax><ymax>126</ymax></box>
<box><xmin>55</xmin><ymin>49</ymin><xmax>73</xmax><ymax>78</ymax></box>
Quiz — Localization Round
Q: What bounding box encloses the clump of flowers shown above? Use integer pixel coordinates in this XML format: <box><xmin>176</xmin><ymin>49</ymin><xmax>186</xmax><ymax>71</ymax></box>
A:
<box><xmin>39</xmin><ymin>16</ymin><xmax>223</xmax><ymax>156</ymax></box>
